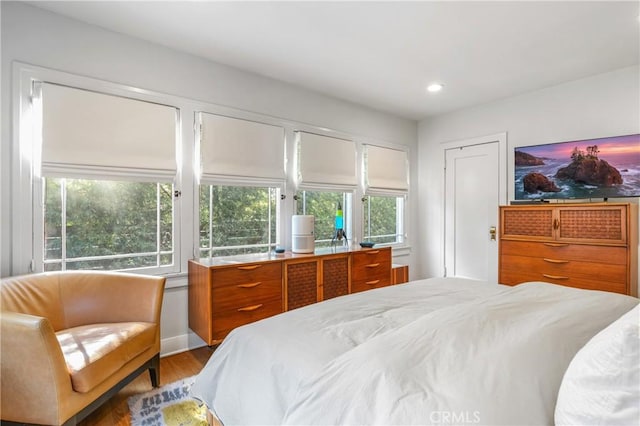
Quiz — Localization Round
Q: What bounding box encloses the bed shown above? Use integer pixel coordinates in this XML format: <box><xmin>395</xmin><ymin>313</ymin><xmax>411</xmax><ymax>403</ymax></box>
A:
<box><xmin>190</xmin><ymin>277</ymin><xmax>639</xmax><ymax>425</ymax></box>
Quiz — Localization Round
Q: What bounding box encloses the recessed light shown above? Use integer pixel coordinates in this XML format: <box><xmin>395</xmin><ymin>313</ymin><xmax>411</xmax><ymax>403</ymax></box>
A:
<box><xmin>427</xmin><ymin>82</ymin><xmax>444</xmax><ymax>93</ymax></box>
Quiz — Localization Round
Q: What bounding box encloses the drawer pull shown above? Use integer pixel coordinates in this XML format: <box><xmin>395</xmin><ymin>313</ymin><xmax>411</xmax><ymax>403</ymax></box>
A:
<box><xmin>543</xmin><ymin>274</ymin><xmax>569</xmax><ymax>280</ymax></box>
<box><xmin>365</xmin><ymin>280</ymin><xmax>380</xmax><ymax>285</ymax></box>
<box><xmin>237</xmin><ymin>282</ymin><xmax>262</xmax><ymax>289</ymax></box>
<box><xmin>543</xmin><ymin>243</ymin><xmax>569</xmax><ymax>247</ymax></box>
<box><xmin>237</xmin><ymin>265</ymin><xmax>262</xmax><ymax>271</ymax></box>
<box><xmin>365</xmin><ymin>263</ymin><xmax>380</xmax><ymax>268</ymax></box>
<box><xmin>365</xmin><ymin>250</ymin><xmax>381</xmax><ymax>255</ymax></box>
<box><xmin>237</xmin><ymin>304</ymin><xmax>263</xmax><ymax>312</ymax></box>
<box><xmin>543</xmin><ymin>258</ymin><xmax>569</xmax><ymax>264</ymax></box>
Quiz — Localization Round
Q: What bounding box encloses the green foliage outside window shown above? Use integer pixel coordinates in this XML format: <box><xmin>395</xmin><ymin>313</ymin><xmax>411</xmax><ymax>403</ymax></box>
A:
<box><xmin>43</xmin><ymin>181</ymin><xmax>402</xmax><ymax>271</ymax></box>
<box><xmin>364</xmin><ymin>195</ymin><xmax>402</xmax><ymax>244</ymax></box>
<box><xmin>199</xmin><ymin>185</ymin><xmax>277</xmax><ymax>257</ymax></box>
<box><xmin>44</xmin><ymin>178</ymin><xmax>173</xmax><ymax>271</ymax></box>
<box><xmin>295</xmin><ymin>190</ymin><xmax>348</xmax><ymax>247</ymax></box>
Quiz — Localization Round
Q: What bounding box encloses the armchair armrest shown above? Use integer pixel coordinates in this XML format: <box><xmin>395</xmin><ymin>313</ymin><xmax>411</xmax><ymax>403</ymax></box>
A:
<box><xmin>1</xmin><ymin>312</ymin><xmax>74</xmax><ymax>424</ymax></box>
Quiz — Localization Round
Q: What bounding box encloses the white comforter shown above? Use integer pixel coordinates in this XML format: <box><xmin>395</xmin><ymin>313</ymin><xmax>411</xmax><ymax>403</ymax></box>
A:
<box><xmin>190</xmin><ymin>277</ymin><xmax>638</xmax><ymax>425</ymax></box>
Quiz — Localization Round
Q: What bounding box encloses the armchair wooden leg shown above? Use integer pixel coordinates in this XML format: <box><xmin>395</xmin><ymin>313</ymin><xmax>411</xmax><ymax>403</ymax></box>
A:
<box><xmin>148</xmin><ymin>353</ymin><xmax>160</xmax><ymax>388</ymax></box>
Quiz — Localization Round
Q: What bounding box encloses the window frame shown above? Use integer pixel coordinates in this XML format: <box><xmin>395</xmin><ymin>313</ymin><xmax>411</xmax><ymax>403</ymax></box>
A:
<box><xmin>362</xmin><ymin>194</ymin><xmax>406</xmax><ymax>245</ymax></box>
<box><xmin>197</xmin><ymin>182</ymin><xmax>283</xmax><ymax>258</ymax></box>
<box><xmin>294</xmin><ymin>189</ymin><xmax>354</xmax><ymax>247</ymax></box>
<box><xmin>360</xmin><ymin>143</ymin><xmax>410</xmax><ymax>248</ymax></box>
<box><xmin>39</xmin><ymin>177</ymin><xmax>178</xmax><ymax>274</ymax></box>
<box><xmin>13</xmin><ymin>63</ymin><xmax>189</xmax><ymax>276</ymax></box>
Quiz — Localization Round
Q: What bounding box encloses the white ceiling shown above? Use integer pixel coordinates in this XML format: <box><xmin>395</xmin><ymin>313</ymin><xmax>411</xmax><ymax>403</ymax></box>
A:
<box><xmin>29</xmin><ymin>1</ymin><xmax>640</xmax><ymax>121</ymax></box>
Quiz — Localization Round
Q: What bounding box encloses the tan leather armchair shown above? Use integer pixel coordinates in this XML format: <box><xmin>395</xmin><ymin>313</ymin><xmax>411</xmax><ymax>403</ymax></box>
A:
<box><xmin>0</xmin><ymin>271</ymin><xmax>166</xmax><ymax>425</ymax></box>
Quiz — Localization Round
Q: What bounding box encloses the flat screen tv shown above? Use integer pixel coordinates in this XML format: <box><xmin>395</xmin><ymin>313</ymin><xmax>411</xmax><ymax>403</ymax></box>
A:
<box><xmin>514</xmin><ymin>133</ymin><xmax>640</xmax><ymax>200</ymax></box>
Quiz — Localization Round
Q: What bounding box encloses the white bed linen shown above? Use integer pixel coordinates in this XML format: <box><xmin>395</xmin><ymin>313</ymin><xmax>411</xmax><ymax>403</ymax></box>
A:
<box><xmin>191</xmin><ymin>277</ymin><xmax>505</xmax><ymax>424</ymax></box>
<box><xmin>555</xmin><ymin>304</ymin><xmax>640</xmax><ymax>425</ymax></box>
<box><xmin>190</xmin><ymin>277</ymin><xmax>638</xmax><ymax>425</ymax></box>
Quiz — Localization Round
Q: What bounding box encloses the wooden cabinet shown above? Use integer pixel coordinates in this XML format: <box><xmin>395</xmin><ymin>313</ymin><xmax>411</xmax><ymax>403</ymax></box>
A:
<box><xmin>322</xmin><ymin>255</ymin><xmax>351</xmax><ymax>300</ymax></box>
<box><xmin>284</xmin><ymin>258</ymin><xmax>318</xmax><ymax>311</ymax></box>
<box><xmin>284</xmin><ymin>253</ymin><xmax>351</xmax><ymax>310</ymax></box>
<box><xmin>351</xmin><ymin>248</ymin><xmax>392</xmax><ymax>293</ymax></box>
<box><xmin>189</xmin><ymin>246</ymin><xmax>392</xmax><ymax>345</ymax></box>
<box><xmin>392</xmin><ymin>264</ymin><xmax>409</xmax><ymax>284</ymax></box>
<box><xmin>499</xmin><ymin>203</ymin><xmax>637</xmax><ymax>296</ymax></box>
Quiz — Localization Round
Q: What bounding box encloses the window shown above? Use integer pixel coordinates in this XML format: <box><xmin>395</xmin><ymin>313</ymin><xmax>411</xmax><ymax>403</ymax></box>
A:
<box><xmin>43</xmin><ymin>178</ymin><xmax>174</xmax><ymax>271</ymax></box>
<box><xmin>36</xmin><ymin>82</ymin><xmax>179</xmax><ymax>273</ymax></box>
<box><xmin>293</xmin><ymin>132</ymin><xmax>357</xmax><ymax>247</ymax></box>
<box><xmin>362</xmin><ymin>144</ymin><xmax>409</xmax><ymax>246</ymax></box>
<box><xmin>197</xmin><ymin>112</ymin><xmax>286</xmax><ymax>258</ymax></box>
<box><xmin>363</xmin><ymin>195</ymin><xmax>405</xmax><ymax>244</ymax></box>
<box><xmin>16</xmin><ymin>66</ymin><xmax>411</xmax><ymax>278</ymax></box>
<box><xmin>199</xmin><ymin>185</ymin><xmax>279</xmax><ymax>257</ymax></box>
<box><xmin>295</xmin><ymin>190</ymin><xmax>350</xmax><ymax>248</ymax></box>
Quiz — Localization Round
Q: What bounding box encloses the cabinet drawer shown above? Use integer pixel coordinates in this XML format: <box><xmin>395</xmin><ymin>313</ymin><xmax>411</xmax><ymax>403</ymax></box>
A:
<box><xmin>351</xmin><ymin>276</ymin><xmax>392</xmax><ymax>293</ymax></box>
<box><xmin>352</xmin><ymin>259</ymin><xmax>391</xmax><ymax>280</ymax></box>
<box><xmin>352</xmin><ymin>249</ymin><xmax>391</xmax><ymax>268</ymax></box>
<box><xmin>211</xmin><ymin>299</ymin><xmax>282</xmax><ymax>342</ymax></box>
<box><xmin>501</xmin><ymin>240</ymin><xmax>626</xmax><ymax>265</ymax></box>
<box><xmin>500</xmin><ymin>268</ymin><xmax>627</xmax><ymax>295</ymax></box>
<box><xmin>212</xmin><ymin>279</ymin><xmax>282</xmax><ymax>312</ymax></box>
<box><xmin>211</xmin><ymin>262</ymin><xmax>282</xmax><ymax>288</ymax></box>
<box><xmin>500</xmin><ymin>254</ymin><xmax>627</xmax><ymax>285</ymax></box>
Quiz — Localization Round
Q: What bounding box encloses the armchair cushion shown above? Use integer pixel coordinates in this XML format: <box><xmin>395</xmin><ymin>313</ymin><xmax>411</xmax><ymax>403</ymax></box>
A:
<box><xmin>57</xmin><ymin>321</ymin><xmax>157</xmax><ymax>393</ymax></box>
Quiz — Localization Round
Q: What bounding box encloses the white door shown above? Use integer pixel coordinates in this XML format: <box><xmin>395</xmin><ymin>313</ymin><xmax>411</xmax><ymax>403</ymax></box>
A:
<box><xmin>444</xmin><ymin>142</ymin><xmax>501</xmax><ymax>282</ymax></box>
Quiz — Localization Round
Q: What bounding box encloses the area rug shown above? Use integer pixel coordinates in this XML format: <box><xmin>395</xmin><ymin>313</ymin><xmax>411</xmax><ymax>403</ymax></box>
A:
<box><xmin>128</xmin><ymin>376</ymin><xmax>208</xmax><ymax>426</ymax></box>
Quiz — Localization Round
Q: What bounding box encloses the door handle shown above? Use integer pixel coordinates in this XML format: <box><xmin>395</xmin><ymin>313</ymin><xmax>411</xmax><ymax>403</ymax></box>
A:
<box><xmin>489</xmin><ymin>226</ymin><xmax>497</xmax><ymax>241</ymax></box>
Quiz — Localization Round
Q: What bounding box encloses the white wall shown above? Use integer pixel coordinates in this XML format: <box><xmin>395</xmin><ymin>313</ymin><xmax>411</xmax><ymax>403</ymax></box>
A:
<box><xmin>1</xmin><ymin>2</ymin><xmax>418</xmax><ymax>354</ymax></box>
<box><xmin>417</xmin><ymin>65</ymin><xmax>640</xmax><ymax>286</ymax></box>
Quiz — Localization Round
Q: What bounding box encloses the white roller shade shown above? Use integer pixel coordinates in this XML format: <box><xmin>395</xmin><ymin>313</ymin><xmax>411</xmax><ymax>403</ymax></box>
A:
<box><xmin>41</xmin><ymin>83</ymin><xmax>177</xmax><ymax>176</ymax></box>
<box><xmin>296</xmin><ymin>132</ymin><xmax>357</xmax><ymax>188</ymax></box>
<box><xmin>200</xmin><ymin>113</ymin><xmax>285</xmax><ymax>181</ymax></box>
<box><xmin>365</xmin><ymin>145</ymin><xmax>409</xmax><ymax>193</ymax></box>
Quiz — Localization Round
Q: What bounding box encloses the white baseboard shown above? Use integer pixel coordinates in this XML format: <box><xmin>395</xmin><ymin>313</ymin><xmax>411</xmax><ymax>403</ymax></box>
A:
<box><xmin>160</xmin><ymin>332</ymin><xmax>207</xmax><ymax>357</ymax></box>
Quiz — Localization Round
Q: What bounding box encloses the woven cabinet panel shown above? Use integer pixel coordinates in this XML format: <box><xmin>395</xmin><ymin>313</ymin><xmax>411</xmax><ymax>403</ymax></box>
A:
<box><xmin>286</xmin><ymin>261</ymin><xmax>318</xmax><ymax>310</ymax></box>
<box><xmin>503</xmin><ymin>210</ymin><xmax>553</xmax><ymax>237</ymax></box>
<box><xmin>559</xmin><ymin>209</ymin><xmax>622</xmax><ymax>240</ymax></box>
<box><xmin>323</xmin><ymin>257</ymin><xmax>349</xmax><ymax>300</ymax></box>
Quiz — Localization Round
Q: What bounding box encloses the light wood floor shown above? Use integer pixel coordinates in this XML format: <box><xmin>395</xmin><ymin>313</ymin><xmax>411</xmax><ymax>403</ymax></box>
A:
<box><xmin>78</xmin><ymin>346</ymin><xmax>215</xmax><ymax>426</ymax></box>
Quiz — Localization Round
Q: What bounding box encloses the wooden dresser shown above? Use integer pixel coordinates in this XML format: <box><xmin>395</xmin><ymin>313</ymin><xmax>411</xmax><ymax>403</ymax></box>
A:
<box><xmin>499</xmin><ymin>203</ymin><xmax>638</xmax><ymax>296</ymax></box>
<box><xmin>189</xmin><ymin>246</ymin><xmax>394</xmax><ymax>345</ymax></box>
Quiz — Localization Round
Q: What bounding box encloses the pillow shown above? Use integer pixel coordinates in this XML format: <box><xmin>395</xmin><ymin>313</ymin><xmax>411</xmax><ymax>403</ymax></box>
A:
<box><xmin>555</xmin><ymin>304</ymin><xmax>639</xmax><ymax>426</ymax></box>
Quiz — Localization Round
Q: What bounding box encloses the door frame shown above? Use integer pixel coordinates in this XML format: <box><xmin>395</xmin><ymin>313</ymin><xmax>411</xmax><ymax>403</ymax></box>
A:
<box><xmin>441</xmin><ymin>132</ymin><xmax>508</xmax><ymax>278</ymax></box>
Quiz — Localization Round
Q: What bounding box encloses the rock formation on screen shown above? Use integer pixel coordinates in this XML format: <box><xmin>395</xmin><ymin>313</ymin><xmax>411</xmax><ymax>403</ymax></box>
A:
<box><xmin>515</xmin><ymin>151</ymin><xmax>545</xmax><ymax>166</ymax></box>
<box><xmin>523</xmin><ymin>172</ymin><xmax>561</xmax><ymax>193</ymax></box>
<box><xmin>555</xmin><ymin>145</ymin><xmax>622</xmax><ymax>187</ymax></box>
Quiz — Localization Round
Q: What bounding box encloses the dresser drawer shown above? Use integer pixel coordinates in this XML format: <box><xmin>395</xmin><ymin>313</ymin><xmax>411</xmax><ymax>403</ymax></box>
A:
<box><xmin>351</xmin><ymin>276</ymin><xmax>392</xmax><ymax>293</ymax></box>
<box><xmin>212</xmin><ymin>278</ymin><xmax>282</xmax><ymax>312</ymax></box>
<box><xmin>500</xmin><ymin>268</ymin><xmax>627</xmax><ymax>294</ymax></box>
<box><xmin>501</xmin><ymin>240</ymin><xmax>626</xmax><ymax>265</ymax></box>
<box><xmin>352</xmin><ymin>257</ymin><xmax>391</xmax><ymax>279</ymax></box>
<box><xmin>211</xmin><ymin>299</ymin><xmax>283</xmax><ymax>342</ymax></box>
<box><xmin>211</xmin><ymin>262</ymin><xmax>282</xmax><ymax>288</ymax></box>
<box><xmin>352</xmin><ymin>248</ymin><xmax>391</xmax><ymax>268</ymax></box>
<box><xmin>501</xmin><ymin>254</ymin><xmax>627</xmax><ymax>285</ymax></box>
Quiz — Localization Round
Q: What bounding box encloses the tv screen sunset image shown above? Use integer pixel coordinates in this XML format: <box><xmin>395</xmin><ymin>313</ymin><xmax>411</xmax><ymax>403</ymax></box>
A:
<box><xmin>514</xmin><ymin>134</ymin><xmax>640</xmax><ymax>200</ymax></box>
